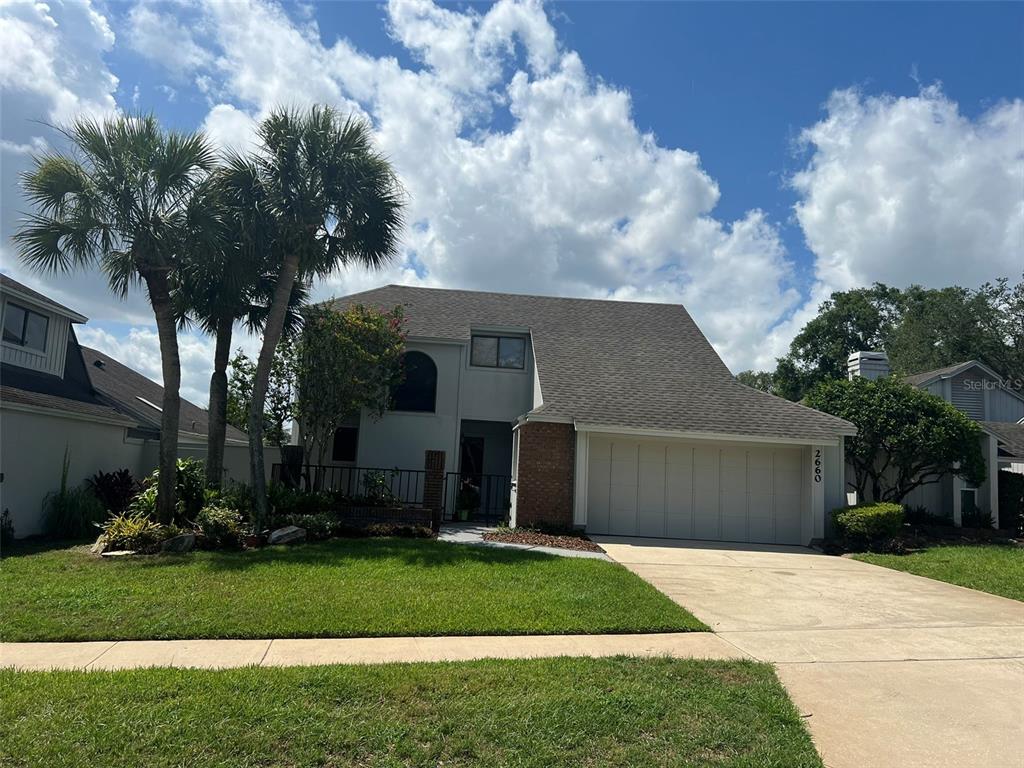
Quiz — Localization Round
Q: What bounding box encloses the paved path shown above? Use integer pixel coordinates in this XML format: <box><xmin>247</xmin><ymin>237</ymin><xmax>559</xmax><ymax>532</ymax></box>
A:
<box><xmin>594</xmin><ymin>535</ymin><xmax>1024</xmax><ymax>768</ymax></box>
<box><xmin>0</xmin><ymin>632</ymin><xmax>740</xmax><ymax>671</ymax></box>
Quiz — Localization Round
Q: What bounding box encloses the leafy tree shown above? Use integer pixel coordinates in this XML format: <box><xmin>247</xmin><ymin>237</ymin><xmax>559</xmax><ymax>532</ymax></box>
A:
<box><xmin>295</xmin><ymin>304</ymin><xmax>405</xmax><ymax>481</ymax></box>
<box><xmin>222</xmin><ymin>106</ymin><xmax>405</xmax><ymax>529</ymax></box>
<box><xmin>14</xmin><ymin>115</ymin><xmax>216</xmax><ymax>522</ymax></box>
<box><xmin>226</xmin><ymin>343</ymin><xmax>296</xmax><ymax>449</ymax></box>
<box><xmin>735</xmin><ymin>370</ymin><xmax>777</xmax><ymax>393</ymax></box>
<box><xmin>805</xmin><ymin>376</ymin><xmax>986</xmax><ymax>504</ymax></box>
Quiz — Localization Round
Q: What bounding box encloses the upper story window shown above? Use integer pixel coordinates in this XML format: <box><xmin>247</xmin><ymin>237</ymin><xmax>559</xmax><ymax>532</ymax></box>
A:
<box><xmin>2</xmin><ymin>302</ymin><xmax>48</xmax><ymax>352</ymax></box>
<box><xmin>391</xmin><ymin>351</ymin><xmax>437</xmax><ymax>412</ymax></box>
<box><xmin>471</xmin><ymin>335</ymin><xmax>526</xmax><ymax>369</ymax></box>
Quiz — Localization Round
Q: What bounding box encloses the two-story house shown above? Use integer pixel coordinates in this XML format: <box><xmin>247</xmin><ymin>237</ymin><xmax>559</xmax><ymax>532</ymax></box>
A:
<box><xmin>313</xmin><ymin>285</ymin><xmax>857</xmax><ymax>546</ymax></box>
<box><xmin>0</xmin><ymin>274</ymin><xmax>266</xmax><ymax>538</ymax></box>
<box><xmin>848</xmin><ymin>351</ymin><xmax>1024</xmax><ymax>528</ymax></box>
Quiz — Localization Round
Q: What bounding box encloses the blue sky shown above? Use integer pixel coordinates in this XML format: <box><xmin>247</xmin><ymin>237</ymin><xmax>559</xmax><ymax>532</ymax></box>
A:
<box><xmin>2</xmin><ymin>0</ymin><xmax>1021</xmax><ymax>401</ymax></box>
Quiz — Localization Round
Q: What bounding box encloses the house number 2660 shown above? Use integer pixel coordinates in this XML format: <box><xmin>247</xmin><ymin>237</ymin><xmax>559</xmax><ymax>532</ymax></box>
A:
<box><xmin>813</xmin><ymin>449</ymin><xmax>822</xmax><ymax>483</ymax></box>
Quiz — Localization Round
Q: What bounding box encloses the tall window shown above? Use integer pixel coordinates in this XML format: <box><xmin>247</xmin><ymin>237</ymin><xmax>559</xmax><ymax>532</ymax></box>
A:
<box><xmin>392</xmin><ymin>351</ymin><xmax>437</xmax><ymax>412</ymax></box>
<box><xmin>2</xmin><ymin>302</ymin><xmax>48</xmax><ymax>352</ymax></box>
<box><xmin>471</xmin><ymin>335</ymin><xmax>525</xmax><ymax>369</ymax></box>
<box><xmin>332</xmin><ymin>426</ymin><xmax>359</xmax><ymax>462</ymax></box>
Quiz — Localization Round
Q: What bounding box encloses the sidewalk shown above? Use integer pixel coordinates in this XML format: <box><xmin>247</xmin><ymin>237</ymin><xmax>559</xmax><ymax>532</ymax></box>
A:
<box><xmin>1</xmin><ymin>632</ymin><xmax>742</xmax><ymax>671</ymax></box>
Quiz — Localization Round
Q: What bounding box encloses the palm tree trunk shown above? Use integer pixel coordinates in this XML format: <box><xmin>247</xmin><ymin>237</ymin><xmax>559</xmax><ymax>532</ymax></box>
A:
<box><xmin>249</xmin><ymin>251</ymin><xmax>301</xmax><ymax>529</ymax></box>
<box><xmin>144</xmin><ymin>270</ymin><xmax>182</xmax><ymax>525</ymax></box>
<box><xmin>205</xmin><ymin>314</ymin><xmax>233</xmax><ymax>490</ymax></box>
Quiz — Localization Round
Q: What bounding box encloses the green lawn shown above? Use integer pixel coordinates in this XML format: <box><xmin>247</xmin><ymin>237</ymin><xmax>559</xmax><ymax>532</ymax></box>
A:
<box><xmin>0</xmin><ymin>538</ymin><xmax>704</xmax><ymax>641</ymax></box>
<box><xmin>855</xmin><ymin>544</ymin><xmax>1024</xmax><ymax>601</ymax></box>
<box><xmin>0</xmin><ymin>657</ymin><xmax>822</xmax><ymax>768</ymax></box>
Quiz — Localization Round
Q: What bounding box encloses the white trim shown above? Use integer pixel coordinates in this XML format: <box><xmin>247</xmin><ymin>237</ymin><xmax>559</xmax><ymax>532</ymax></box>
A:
<box><xmin>0</xmin><ymin>285</ymin><xmax>87</xmax><ymax>323</ymax></box>
<box><xmin>574</xmin><ymin>422</ymin><xmax>843</xmax><ymax>447</ymax></box>
<box><xmin>0</xmin><ymin>399</ymin><xmax>134</xmax><ymax>427</ymax></box>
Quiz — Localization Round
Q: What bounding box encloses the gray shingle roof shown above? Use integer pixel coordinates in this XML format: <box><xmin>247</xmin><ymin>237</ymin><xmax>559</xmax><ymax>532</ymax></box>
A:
<box><xmin>0</xmin><ymin>384</ymin><xmax>132</xmax><ymax>422</ymax></box>
<box><xmin>81</xmin><ymin>347</ymin><xmax>248</xmax><ymax>442</ymax></box>
<box><xmin>328</xmin><ymin>285</ymin><xmax>855</xmax><ymax>443</ymax></box>
<box><xmin>904</xmin><ymin>361</ymin><xmax>981</xmax><ymax>387</ymax></box>
<box><xmin>0</xmin><ymin>273</ymin><xmax>86</xmax><ymax>321</ymax></box>
<box><xmin>982</xmin><ymin>421</ymin><xmax>1024</xmax><ymax>460</ymax></box>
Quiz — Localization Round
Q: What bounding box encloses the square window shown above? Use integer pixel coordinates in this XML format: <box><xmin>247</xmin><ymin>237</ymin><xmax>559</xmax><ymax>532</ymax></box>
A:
<box><xmin>498</xmin><ymin>337</ymin><xmax>525</xmax><ymax>369</ymax></box>
<box><xmin>471</xmin><ymin>336</ymin><xmax>498</xmax><ymax>367</ymax></box>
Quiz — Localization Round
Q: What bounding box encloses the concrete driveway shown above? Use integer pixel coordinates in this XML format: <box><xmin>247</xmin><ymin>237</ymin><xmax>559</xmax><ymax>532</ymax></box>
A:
<box><xmin>594</xmin><ymin>536</ymin><xmax>1024</xmax><ymax>768</ymax></box>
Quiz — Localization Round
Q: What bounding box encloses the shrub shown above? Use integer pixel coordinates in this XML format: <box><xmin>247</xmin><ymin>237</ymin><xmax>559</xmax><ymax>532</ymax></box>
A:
<box><xmin>100</xmin><ymin>512</ymin><xmax>168</xmax><ymax>552</ymax></box>
<box><xmin>832</xmin><ymin>502</ymin><xmax>904</xmax><ymax>543</ymax></box>
<box><xmin>277</xmin><ymin>513</ymin><xmax>336</xmax><ymax>540</ymax></box>
<box><xmin>268</xmin><ymin>483</ymin><xmax>332</xmax><ymax>517</ymax></box>
<box><xmin>86</xmin><ymin>469</ymin><xmax>138</xmax><ymax>515</ymax></box>
<box><xmin>129</xmin><ymin>458</ymin><xmax>207</xmax><ymax>524</ymax></box>
<box><xmin>1</xmin><ymin>510</ymin><xmax>14</xmax><ymax>548</ymax></box>
<box><xmin>961</xmin><ymin>505</ymin><xmax>995</xmax><ymax>530</ymax></box>
<box><xmin>44</xmin><ymin>450</ymin><xmax>106</xmax><ymax>538</ymax></box>
<box><xmin>997</xmin><ymin>470</ymin><xmax>1024</xmax><ymax>534</ymax></box>
<box><xmin>213</xmin><ymin>483</ymin><xmax>253</xmax><ymax>518</ymax></box>
<box><xmin>195</xmin><ymin>504</ymin><xmax>243</xmax><ymax>548</ymax></box>
<box><xmin>903</xmin><ymin>504</ymin><xmax>952</xmax><ymax>526</ymax></box>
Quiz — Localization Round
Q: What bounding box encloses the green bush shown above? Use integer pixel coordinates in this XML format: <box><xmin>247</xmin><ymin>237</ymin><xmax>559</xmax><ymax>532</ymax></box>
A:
<box><xmin>997</xmin><ymin>470</ymin><xmax>1024</xmax><ymax>534</ymax></box>
<box><xmin>44</xmin><ymin>451</ymin><xmax>106</xmax><ymax>538</ymax></box>
<box><xmin>129</xmin><ymin>458</ymin><xmax>207</xmax><ymax>524</ymax></box>
<box><xmin>194</xmin><ymin>504</ymin><xmax>243</xmax><ymax>548</ymax></box>
<box><xmin>211</xmin><ymin>483</ymin><xmax>253</xmax><ymax>518</ymax></box>
<box><xmin>85</xmin><ymin>468</ymin><xmax>138</xmax><ymax>515</ymax></box>
<box><xmin>100</xmin><ymin>512</ymin><xmax>168</xmax><ymax>552</ymax></box>
<box><xmin>960</xmin><ymin>505</ymin><xmax>995</xmax><ymax>530</ymax></box>
<box><xmin>832</xmin><ymin>502</ymin><xmax>904</xmax><ymax>543</ymax></box>
<box><xmin>277</xmin><ymin>513</ymin><xmax>336</xmax><ymax>540</ymax></box>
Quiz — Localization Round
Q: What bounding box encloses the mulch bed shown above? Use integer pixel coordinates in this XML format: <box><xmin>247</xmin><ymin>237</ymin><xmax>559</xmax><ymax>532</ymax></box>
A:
<box><xmin>482</xmin><ymin>529</ymin><xmax>605</xmax><ymax>553</ymax></box>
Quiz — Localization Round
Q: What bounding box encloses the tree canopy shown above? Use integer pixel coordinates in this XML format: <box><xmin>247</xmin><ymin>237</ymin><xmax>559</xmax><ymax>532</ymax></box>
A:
<box><xmin>739</xmin><ymin>275</ymin><xmax>1023</xmax><ymax>401</ymax></box>
<box><xmin>805</xmin><ymin>376</ymin><xmax>986</xmax><ymax>504</ymax></box>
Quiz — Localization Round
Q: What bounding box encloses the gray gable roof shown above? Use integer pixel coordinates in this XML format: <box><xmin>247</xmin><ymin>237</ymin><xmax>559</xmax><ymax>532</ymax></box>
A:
<box><xmin>982</xmin><ymin>421</ymin><xmax>1024</xmax><ymax>460</ymax></box>
<box><xmin>81</xmin><ymin>347</ymin><xmax>248</xmax><ymax>442</ymax></box>
<box><xmin>328</xmin><ymin>285</ymin><xmax>855</xmax><ymax>443</ymax></box>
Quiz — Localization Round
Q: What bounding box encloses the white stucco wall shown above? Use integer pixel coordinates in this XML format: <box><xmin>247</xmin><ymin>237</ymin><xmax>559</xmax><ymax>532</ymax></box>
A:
<box><xmin>0</xmin><ymin>407</ymin><xmax>145</xmax><ymax>538</ymax></box>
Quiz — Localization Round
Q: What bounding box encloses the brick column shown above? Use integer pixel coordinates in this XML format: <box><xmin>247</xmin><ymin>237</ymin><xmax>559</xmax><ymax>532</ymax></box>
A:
<box><xmin>423</xmin><ymin>450</ymin><xmax>445</xmax><ymax>531</ymax></box>
<box><xmin>514</xmin><ymin>422</ymin><xmax>575</xmax><ymax>530</ymax></box>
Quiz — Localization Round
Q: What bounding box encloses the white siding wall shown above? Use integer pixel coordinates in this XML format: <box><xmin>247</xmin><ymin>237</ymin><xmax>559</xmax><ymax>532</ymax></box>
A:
<box><xmin>1</xmin><ymin>299</ymin><xmax>70</xmax><ymax>377</ymax></box>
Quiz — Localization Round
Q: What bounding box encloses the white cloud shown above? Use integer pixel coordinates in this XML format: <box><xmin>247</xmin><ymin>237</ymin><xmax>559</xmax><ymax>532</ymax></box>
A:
<box><xmin>125</xmin><ymin>4</ymin><xmax>213</xmax><ymax>78</ymax></box>
<box><xmin>792</xmin><ymin>85</ymin><xmax>1024</xmax><ymax>293</ymax></box>
<box><xmin>188</xmin><ymin>0</ymin><xmax>798</xmax><ymax>372</ymax></box>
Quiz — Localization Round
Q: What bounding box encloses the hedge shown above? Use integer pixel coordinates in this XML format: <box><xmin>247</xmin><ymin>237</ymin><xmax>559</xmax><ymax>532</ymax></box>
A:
<box><xmin>832</xmin><ymin>502</ymin><xmax>904</xmax><ymax>542</ymax></box>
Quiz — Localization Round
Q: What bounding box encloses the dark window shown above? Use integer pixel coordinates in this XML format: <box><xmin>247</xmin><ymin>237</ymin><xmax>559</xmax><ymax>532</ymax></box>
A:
<box><xmin>332</xmin><ymin>426</ymin><xmax>359</xmax><ymax>462</ymax></box>
<box><xmin>2</xmin><ymin>302</ymin><xmax>48</xmax><ymax>352</ymax></box>
<box><xmin>392</xmin><ymin>351</ymin><xmax>437</xmax><ymax>412</ymax></box>
<box><xmin>470</xmin><ymin>335</ymin><xmax>525</xmax><ymax>369</ymax></box>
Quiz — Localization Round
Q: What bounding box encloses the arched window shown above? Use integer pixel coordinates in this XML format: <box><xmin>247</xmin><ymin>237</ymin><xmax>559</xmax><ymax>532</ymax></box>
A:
<box><xmin>392</xmin><ymin>351</ymin><xmax>437</xmax><ymax>412</ymax></box>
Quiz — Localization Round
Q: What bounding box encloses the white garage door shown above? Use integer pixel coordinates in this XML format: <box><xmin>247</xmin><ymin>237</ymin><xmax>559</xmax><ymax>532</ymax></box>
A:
<box><xmin>585</xmin><ymin>435</ymin><xmax>807</xmax><ymax>545</ymax></box>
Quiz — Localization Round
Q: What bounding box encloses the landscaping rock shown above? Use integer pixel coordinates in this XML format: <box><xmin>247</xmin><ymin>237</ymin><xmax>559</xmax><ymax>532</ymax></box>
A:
<box><xmin>101</xmin><ymin>550</ymin><xmax>137</xmax><ymax>558</ymax></box>
<box><xmin>161</xmin><ymin>532</ymin><xmax>196</xmax><ymax>553</ymax></box>
<box><xmin>268</xmin><ymin>525</ymin><xmax>306</xmax><ymax>545</ymax></box>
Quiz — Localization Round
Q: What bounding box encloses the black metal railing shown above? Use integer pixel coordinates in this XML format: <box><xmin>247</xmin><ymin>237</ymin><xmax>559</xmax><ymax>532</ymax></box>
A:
<box><xmin>443</xmin><ymin>472</ymin><xmax>512</xmax><ymax>524</ymax></box>
<box><xmin>271</xmin><ymin>463</ymin><xmax>427</xmax><ymax>506</ymax></box>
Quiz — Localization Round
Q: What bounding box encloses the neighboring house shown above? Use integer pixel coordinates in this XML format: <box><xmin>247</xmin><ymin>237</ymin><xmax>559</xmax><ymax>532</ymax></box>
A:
<box><xmin>0</xmin><ymin>274</ymin><xmax>273</xmax><ymax>538</ymax></box>
<box><xmin>316</xmin><ymin>285</ymin><xmax>856</xmax><ymax>546</ymax></box>
<box><xmin>847</xmin><ymin>352</ymin><xmax>1024</xmax><ymax>527</ymax></box>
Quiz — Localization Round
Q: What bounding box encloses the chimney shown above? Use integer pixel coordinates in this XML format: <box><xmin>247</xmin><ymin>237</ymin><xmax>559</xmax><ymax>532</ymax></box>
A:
<box><xmin>848</xmin><ymin>351</ymin><xmax>890</xmax><ymax>381</ymax></box>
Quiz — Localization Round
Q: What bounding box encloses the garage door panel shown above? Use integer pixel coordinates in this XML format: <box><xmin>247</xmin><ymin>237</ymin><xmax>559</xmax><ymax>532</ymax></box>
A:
<box><xmin>637</xmin><ymin>447</ymin><xmax>665</xmax><ymax>537</ymax></box>
<box><xmin>586</xmin><ymin>439</ymin><xmax>611</xmax><ymax>534</ymax></box>
<box><xmin>587</xmin><ymin>436</ymin><xmax>807</xmax><ymax>545</ymax></box>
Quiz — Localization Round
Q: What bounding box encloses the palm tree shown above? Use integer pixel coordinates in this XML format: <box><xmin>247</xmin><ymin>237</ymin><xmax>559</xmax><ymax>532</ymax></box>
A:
<box><xmin>225</xmin><ymin>106</ymin><xmax>405</xmax><ymax>528</ymax></box>
<box><xmin>15</xmin><ymin>115</ymin><xmax>217</xmax><ymax>523</ymax></box>
<box><xmin>176</xmin><ymin>182</ymin><xmax>309</xmax><ymax>490</ymax></box>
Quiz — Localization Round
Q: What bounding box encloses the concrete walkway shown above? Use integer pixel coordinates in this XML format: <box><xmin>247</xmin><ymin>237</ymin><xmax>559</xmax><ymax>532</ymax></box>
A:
<box><xmin>594</xmin><ymin>535</ymin><xmax>1024</xmax><ymax>768</ymax></box>
<box><xmin>438</xmin><ymin>523</ymin><xmax>611</xmax><ymax>559</ymax></box>
<box><xmin>0</xmin><ymin>632</ymin><xmax>741</xmax><ymax>672</ymax></box>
